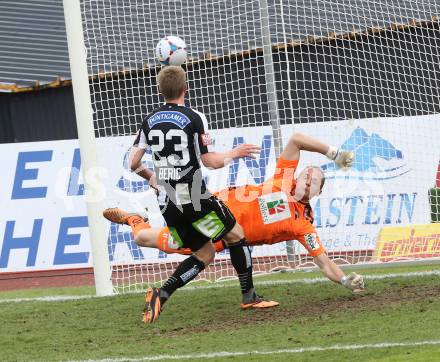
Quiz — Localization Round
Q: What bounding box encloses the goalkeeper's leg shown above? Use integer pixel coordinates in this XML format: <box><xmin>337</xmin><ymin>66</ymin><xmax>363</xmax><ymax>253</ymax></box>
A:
<box><xmin>103</xmin><ymin>207</ymin><xmax>193</xmax><ymax>254</ymax></box>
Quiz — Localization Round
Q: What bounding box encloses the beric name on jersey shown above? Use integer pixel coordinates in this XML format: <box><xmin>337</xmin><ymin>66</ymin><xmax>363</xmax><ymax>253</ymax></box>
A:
<box><xmin>158</xmin><ymin>167</ymin><xmax>182</xmax><ymax>181</ymax></box>
<box><xmin>135</xmin><ymin>103</ymin><xmax>213</xmax><ymax>189</ymax></box>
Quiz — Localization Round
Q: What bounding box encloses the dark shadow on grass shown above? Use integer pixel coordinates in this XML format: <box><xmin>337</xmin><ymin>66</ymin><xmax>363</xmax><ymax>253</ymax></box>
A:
<box><xmin>158</xmin><ymin>284</ymin><xmax>440</xmax><ymax>336</ymax></box>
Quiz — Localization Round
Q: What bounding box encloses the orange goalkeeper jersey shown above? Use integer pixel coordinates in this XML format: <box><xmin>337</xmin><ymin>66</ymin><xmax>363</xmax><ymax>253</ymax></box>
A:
<box><xmin>216</xmin><ymin>157</ymin><xmax>324</xmax><ymax>257</ymax></box>
<box><xmin>156</xmin><ymin>157</ymin><xmax>325</xmax><ymax>257</ymax></box>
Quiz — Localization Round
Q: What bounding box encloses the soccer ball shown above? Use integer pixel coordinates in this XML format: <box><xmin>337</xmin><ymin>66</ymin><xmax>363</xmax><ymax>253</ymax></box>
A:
<box><xmin>155</xmin><ymin>36</ymin><xmax>187</xmax><ymax>66</ymax></box>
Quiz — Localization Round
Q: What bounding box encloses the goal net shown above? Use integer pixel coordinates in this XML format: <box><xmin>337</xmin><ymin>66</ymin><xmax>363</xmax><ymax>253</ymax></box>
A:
<box><xmin>73</xmin><ymin>0</ymin><xmax>440</xmax><ymax>293</ymax></box>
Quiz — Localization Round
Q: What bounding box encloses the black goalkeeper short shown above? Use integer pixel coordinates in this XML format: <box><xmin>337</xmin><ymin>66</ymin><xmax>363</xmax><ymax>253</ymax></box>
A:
<box><xmin>160</xmin><ymin>194</ymin><xmax>236</xmax><ymax>252</ymax></box>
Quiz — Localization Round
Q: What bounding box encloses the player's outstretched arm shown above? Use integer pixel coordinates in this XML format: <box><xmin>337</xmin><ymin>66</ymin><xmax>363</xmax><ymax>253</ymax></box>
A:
<box><xmin>200</xmin><ymin>143</ymin><xmax>261</xmax><ymax>169</ymax></box>
<box><xmin>281</xmin><ymin>132</ymin><xmax>354</xmax><ymax>170</ymax></box>
<box><xmin>128</xmin><ymin>146</ymin><xmax>158</xmax><ymax>190</ymax></box>
<box><xmin>314</xmin><ymin>253</ymin><xmax>365</xmax><ymax>292</ymax></box>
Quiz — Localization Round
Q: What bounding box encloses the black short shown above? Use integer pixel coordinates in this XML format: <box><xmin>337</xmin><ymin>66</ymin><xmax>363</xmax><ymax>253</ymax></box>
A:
<box><xmin>161</xmin><ymin>195</ymin><xmax>236</xmax><ymax>252</ymax></box>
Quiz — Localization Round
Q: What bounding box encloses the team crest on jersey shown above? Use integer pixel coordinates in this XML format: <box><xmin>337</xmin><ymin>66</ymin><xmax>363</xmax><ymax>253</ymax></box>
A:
<box><xmin>148</xmin><ymin>111</ymin><xmax>191</xmax><ymax>129</ymax></box>
<box><xmin>304</xmin><ymin>233</ymin><xmax>319</xmax><ymax>250</ymax></box>
<box><xmin>258</xmin><ymin>192</ymin><xmax>291</xmax><ymax>224</ymax></box>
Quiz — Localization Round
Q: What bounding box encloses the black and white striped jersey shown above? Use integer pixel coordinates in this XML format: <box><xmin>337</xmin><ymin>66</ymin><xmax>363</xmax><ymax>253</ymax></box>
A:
<box><xmin>134</xmin><ymin>102</ymin><xmax>213</xmax><ymax>192</ymax></box>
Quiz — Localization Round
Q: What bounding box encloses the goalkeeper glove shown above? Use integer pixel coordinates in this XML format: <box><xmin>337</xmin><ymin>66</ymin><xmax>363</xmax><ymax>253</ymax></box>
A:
<box><xmin>341</xmin><ymin>272</ymin><xmax>365</xmax><ymax>292</ymax></box>
<box><xmin>326</xmin><ymin>146</ymin><xmax>354</xmax><ymax>171</ymax></box>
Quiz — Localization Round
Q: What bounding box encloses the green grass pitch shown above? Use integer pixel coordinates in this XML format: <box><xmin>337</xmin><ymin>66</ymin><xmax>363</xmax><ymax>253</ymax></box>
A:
<box><xmin>1</xmin><ymin>264</ymin><xmax>439</xmax><ymax>361</ymax></box>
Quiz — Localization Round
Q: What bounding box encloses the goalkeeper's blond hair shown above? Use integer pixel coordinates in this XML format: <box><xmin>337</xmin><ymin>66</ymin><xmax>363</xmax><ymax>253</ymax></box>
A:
<box><xmin>158</xmin><ymin>66</ymin><xmax>186</xmax><ymax>100</ymax></box>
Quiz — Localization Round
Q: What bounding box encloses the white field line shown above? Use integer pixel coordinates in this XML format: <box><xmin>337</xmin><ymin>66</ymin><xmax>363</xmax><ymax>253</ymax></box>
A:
<box><xmin>184</xmin><ymin>269</ymin><xmax>440</xmax><ymax>291</ymax></box>
<box><xmin>1</xmin><ymin>269</ymin><xmax>439</xmax><ymax>304</ymax></box>
<box><xmin>69</xmin><ymin>340</ymin><xmax>440</xmax><ymax>362</ymax></box>
<box><xmin>0</xmin><ymin>295</ymin><xmax>95</xmax><ymax>303</ymax></box>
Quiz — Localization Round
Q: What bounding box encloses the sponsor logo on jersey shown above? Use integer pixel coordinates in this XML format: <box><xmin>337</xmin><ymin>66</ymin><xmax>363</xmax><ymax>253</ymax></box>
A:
<box><xmin>147</xmin><ymin>111</ymin><xmax>191</xmax><ymax>129</ymax></box>
<box><xmin>304</xmin><ymin>233</ymin><xmax>319</xmax><ymax>250</ymax></box>
<box><xmin>201</xmin><ymin>133</ymin><xmax>213</xmax><ymax>146</ymax></box>
<box><xmin>258</xmin><ymin>191</ymin><xmax>291</xmax><ymax>224</ymax></box>
<box><xmin>267</xmin><ymin>200</ymin><xmax>286</xmax><ymax>215</ymax></box>
<box><xmin>193</xmin><ymin>211</ymin><xmax>226</xmax><ymax>239</ymax></box>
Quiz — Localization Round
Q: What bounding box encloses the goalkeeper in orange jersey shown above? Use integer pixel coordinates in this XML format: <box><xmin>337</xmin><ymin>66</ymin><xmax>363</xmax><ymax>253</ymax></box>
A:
<box><xmin>104</xmin><ymin>132</ymin><xmax>365</xmax><ymax>294</ymax></box>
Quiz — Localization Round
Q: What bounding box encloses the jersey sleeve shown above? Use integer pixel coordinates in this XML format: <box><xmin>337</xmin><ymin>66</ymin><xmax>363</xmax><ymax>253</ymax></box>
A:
<box><xmin>294</xmin><ymin>222</ymin><xmax>326</xmax><ymax>257</ymax></box>
<box><xmin>265</xmin><ymin>157</ymin><xmax>299</xmax><ymax>193</ymax></box>
<box><xmin>274</xmin><ymin>157</ymin><xmax>299</xmax><ymax>179</ymax></box>
<box><xmin>192</xmin><ymin>110</ymin><xmax>214</xmax><ymax>154</ymax></box>
<box><xmin>132</xmin><ymin>126</ymin><xmax>149</xmax><ymax>149</ymax></box>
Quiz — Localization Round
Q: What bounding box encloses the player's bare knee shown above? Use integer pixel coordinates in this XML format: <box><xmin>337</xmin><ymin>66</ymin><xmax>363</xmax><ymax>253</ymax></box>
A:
<box><xmin>200</xmin><ymin>250</ymin><xmax>215</xmax><ymax>266</ymax></box>
<box><xmin>223</xmin><ymin>223</ymin><xmax>244</xmax><ymax>244</ymax></box>
<box><xmin>194</xmin><ymin>242</ymin><xmax>215</xmax><ymax>266</ymax></box>
<box><xmin>206</xmin><ymin>248</ymin><xmax>215</xmax><ymax>264</ymax></box>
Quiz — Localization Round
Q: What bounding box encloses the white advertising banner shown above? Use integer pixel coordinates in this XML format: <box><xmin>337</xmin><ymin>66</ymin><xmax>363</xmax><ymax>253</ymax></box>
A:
<box><xmin>0</xmin><ymin>140</ymin><xmax>90</xmax><ymax>272</ymax></box>
<box><xmin>0</xmin><ymin>115</ymin><xmax>439</xmax><ymax>272</ymax></box>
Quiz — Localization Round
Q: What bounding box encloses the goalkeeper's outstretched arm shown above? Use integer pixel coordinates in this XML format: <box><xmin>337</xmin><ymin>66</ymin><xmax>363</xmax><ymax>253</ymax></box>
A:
<box><xmin>281</xmin><ymin>132</ymin><xmax>354</xmax><ymax>170</ymax></box>
<box><xmin>314</xmin><ymin>253</ymin><xmax>365</xmax><ymax>292</ymax></box>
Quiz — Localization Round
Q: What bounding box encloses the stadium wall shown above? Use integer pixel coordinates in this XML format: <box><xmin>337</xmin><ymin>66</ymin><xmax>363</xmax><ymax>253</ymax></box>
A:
<box><xmin>1</xmin><ymin>20</ymin><xmax>439</xmax><ymax>142</ymax></box>
<box><xmin>0</xmin><ymin>86</ymin><xmax>77</xmax><ymax>143</ymax></box>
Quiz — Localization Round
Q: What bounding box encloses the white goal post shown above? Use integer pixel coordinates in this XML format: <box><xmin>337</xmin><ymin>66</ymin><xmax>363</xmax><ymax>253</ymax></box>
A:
<box><xmin>63</xmin><ymin>0</ymin><xmax>113</xmax><ymax>295</ymax></box>
<box><xmin>64</xmin><ymin>0</ymin><xmax>440</xmax><ymax>294</ymax></box>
